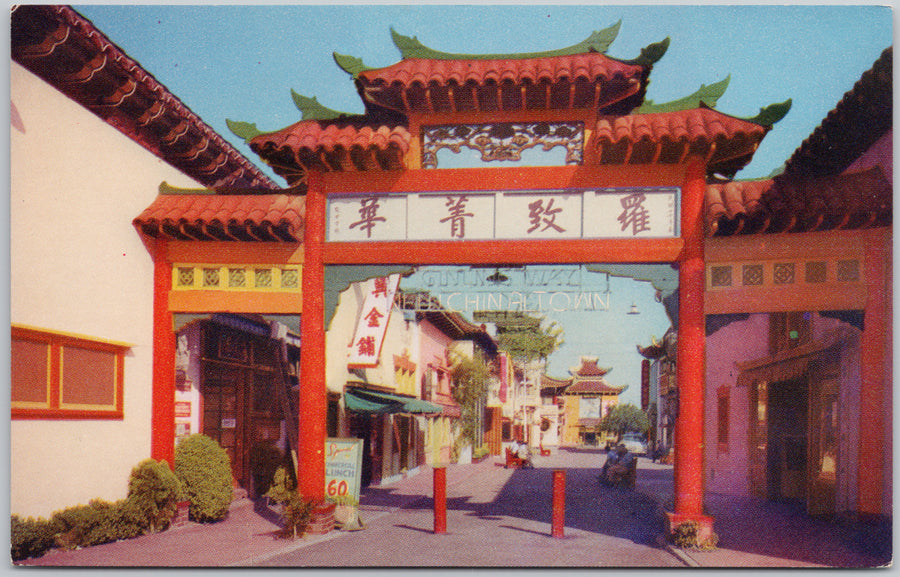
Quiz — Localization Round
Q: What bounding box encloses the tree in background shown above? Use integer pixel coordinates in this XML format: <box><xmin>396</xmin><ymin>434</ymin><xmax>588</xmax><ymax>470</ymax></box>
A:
<box><xmin>490</xmin><ymin>313</ymin><xmax>564</xmax><ymax>362</ymax></box>
<box><xmin>600</xmin><ymin>403</ymin><xmax>650</xmax><ymax>441</ymax></box>
<box><xmin>448</xmin><ymin>348</ymin><xmax>492</xmax><ymax>454</ymax></box>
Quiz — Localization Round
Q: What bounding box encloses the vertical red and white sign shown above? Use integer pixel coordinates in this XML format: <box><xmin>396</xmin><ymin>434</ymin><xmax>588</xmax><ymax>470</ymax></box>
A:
<box><xmin>348</xmin><ymin>274</ymin><xmax>401</xmax><ymax>368</ymax></box>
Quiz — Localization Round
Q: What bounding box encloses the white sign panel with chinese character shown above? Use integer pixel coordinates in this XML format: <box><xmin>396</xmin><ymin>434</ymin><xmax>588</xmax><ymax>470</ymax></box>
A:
<box><xmin>329</xmin><ymin>194</ymin><xmax>407</xmax><ymax>242</ymax></box>
<box><xmin>326</xmin><ymin>188</ymin><xmax>679</xmax><ymax>242</ymax></box>
<box><xmin>495</xmin><ymin>191</ymin><xmax>583</xmax><ymax>239</ymax></box>
<box><xmin>347</xmin><ymin>274</ymin><xmax>400</xmax><ymax>367</ymax></box>
<box><xmin>407</xmin><ymin>192</ymin><xmax>495</xmax><ymax>240</ymax></box>
<box><xmin>583</xmin><ymin>188</ymin><xmax>678</xmax><ymax>238</ymax></box>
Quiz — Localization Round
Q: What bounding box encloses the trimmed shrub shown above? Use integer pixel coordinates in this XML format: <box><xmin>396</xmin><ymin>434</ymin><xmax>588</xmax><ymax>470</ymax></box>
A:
<box><xmin>265</xmin><ymin>466</ymin><xmax>313</xmax><ymax>539</ymax></box>
<box><xmin>50</xmin><ymin>499</ymin><xmax>145</xmax><ymax>550</ymax></box>
<box><xmin>174</xmin><ymin>434</ymin><xmax>233</xmax><ymax>523</ymax></box>
<box><xmin>11</xmin><ymin>515</ymin><xmax>60</xmax><ymax>561</ymax></box>
<box><xmin>127</xmin><ymin>458</ymin><xmax>183</xmax><ymax>532</ymax></box>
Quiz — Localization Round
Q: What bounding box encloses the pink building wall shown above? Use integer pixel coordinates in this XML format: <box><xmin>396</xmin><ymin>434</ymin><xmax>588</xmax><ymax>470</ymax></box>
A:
<box><xmin>419</xmin><ymin>320</ymin><xmax>455</xmax><ymax>405</ymax></box>
<box><xmin>704</xmin><ymin>313</ymin><xmax>770</xmax><ymax>495</ymax></box>
<box><xmin>706</xmin><ymin>311</ymin><xmax>865</xmax><ymax>512</ymax></box>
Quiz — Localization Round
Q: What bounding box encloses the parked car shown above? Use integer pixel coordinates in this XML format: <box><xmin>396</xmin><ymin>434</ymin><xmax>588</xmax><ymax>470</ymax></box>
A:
<box><xmin>620</xmin><ymin>433</ymin><xmax>647</xmax><ymax>455</ymax></box>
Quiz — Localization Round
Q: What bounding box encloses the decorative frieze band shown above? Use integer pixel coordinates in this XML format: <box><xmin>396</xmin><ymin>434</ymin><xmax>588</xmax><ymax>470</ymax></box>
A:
<box><xmin>172</xmin><ymin>264</ymin><xmax>301</xmax><ymax>292</ymax></box>
<box><xmin>707</xmin><ymin>259</ymin><xmax>862</xmax><ymax>290</ymax></box>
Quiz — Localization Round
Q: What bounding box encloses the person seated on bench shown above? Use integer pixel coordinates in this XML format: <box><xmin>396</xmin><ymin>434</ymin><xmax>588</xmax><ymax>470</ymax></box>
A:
<box><xmin>509</xmin><ymin>437</ymin><xmax>534</xmax><ymax>468</ymax></box>
<box><xmin>606</xmin><ymin>444</ymin><xmax>634</xmax><ymax>485</ymax></box>
<box><xmin>600</xmin><ymin>443</ymin><xmax>618</xmax><ymax>484</ymax></box>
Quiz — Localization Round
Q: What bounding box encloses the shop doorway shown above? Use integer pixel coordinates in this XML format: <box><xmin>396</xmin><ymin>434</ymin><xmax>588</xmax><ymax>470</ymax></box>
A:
<box><xmin>175</xmin><ymin>314</ymin><xmax>301</xmax><ymax>497</ymax></box>
<box><xmin>766</xmin><ymin>376</ymin><xmax>809</xmax><ymax>503</ymax></box>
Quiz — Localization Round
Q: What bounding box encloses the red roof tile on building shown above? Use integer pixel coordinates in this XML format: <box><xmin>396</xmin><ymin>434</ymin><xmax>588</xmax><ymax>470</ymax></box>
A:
<box><xmin>251</xmin><ymin>121</ymin><xmax>412</xmax><ymax>156</ymax></box>
<box><xmin>783</xmin><ymin>46</ymin><xmax>892</xmax><ymax>179</ymax></box>
<box><xmin>248</xmin><ymin>121</ymin><xmax>411</xmax><ymax>186</ymax></box>
<box><xmin>133</xmin><ymin>194</ymin><xmax>305</xmax><ymax>242</ymax></box>
<box><xmin>356</xmin><ymin>53</ymin><xmax>646</xmax><ymax>114</ymax></box>
<box><xmin>705</xmin><ymin>166</ymin><xmax>892</xmax><ymax>236</ymax></box>
<box><xmin>569</xmin><ymin>357</ymin><xmax>611</xmax><ymax>377</ymax></box>
<box><xmin>593</xmin><ymin>107</ymin><xmax>768</xmax><ymax>178</ymax></box>
<box><xmin>11</xmin><ymin>5</ymin><xmax>278</xmax><ymax>190</ymax></box>
<box><xmin>566</xmin><ymin>379</ymin><xmax>624</xmax><ymax>395</ymax></box>
<box><xmin>360</xmin><ymin>53</ymin><xmax>643</xmax><ymax>89</ymax></box>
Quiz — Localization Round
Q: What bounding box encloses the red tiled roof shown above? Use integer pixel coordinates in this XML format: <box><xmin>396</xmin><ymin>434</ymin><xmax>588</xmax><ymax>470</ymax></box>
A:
<box><xmin>249</xmin><ymin>121</ymin><xmax>411</xmax><ymax>186</ymax></box>
<box><xmin>593</xmin><ymin>107</ymin><xmax>769</xmax><ymax>178</ymax></box>
<box><xmin>705</xmin><ymin>166</ymin><xmax>892</xmax><ymax>236</ymax></box>
<box><xmin>570</xmin><ymin>357</ymin><xmax>611</xmax><ymax>377</ymax></box>
<box><xmin>11</xmin><ymin>6</ymin><xmax>278</xmax><ymax>190</ymax></box>
<box><xmin>133</xmin><ymin>194</ymin><xmax>304</xmax><ymax>242</ymax></box>
<box><xmin>541</xmin><ymin>374</ymin><xmax>571</xmax><ymax>388</ymax></box>
<box><xmin>359</xmin><ymin>53</ymin><xmax>643</xmax><ymax>89</ymax></box>
<box><xmin>356</xmin><ymin>53</ymin><xmax>646</xmax><ymax>114</ymax></box>
<box><xmin>251</xmin><ymin>121</ymin><xmax>411</xmax><ymax>156</ymax></box>
<box><xmin>783</xmin><ymin>47</ymin><xmax>891</xmax><ymax>179</ymax></box>
<box><xmin>566</xmin><ymin>379</ymin><xmax>624</xmax><ymax>395</ymax></box>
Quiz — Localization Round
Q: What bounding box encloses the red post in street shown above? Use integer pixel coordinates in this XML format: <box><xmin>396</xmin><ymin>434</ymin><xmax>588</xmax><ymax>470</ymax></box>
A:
<box><xmin>668</xmin><ymin>155</ymin><xmax>714</xmax><ymax>543</ymax></box>
<box><xmin>551</xmin><ymin>469</ymin><xmax>565</xmax><ymax>538</ymax></box>
<box><xmin>433</xmin><ymin>466</ymin><xmax>447</xmax><ymax>534</ymax></box>
<box><xmin>298</xmin><ymin>170</ymin><xmax>327</xmax><ymax>503</ymax></box>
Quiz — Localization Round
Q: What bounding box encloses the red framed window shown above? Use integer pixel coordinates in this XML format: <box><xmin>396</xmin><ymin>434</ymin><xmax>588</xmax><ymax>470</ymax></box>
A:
<box><xmin>12</xmin><ymin>325</ymin><xmax>127</xmax><ymax>420</ymax></box>
<box><xmin>717</xmin><ymin>386</ymin><xmax>730</xmax><ymax>454</ymax></box>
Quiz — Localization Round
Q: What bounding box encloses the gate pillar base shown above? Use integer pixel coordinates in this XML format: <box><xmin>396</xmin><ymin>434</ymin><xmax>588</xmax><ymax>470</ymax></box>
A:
<box><xmin>306</xmin><ymin>501</ymin><xmax>336</xmax><ymax>535</ymax></box>
<box><xmin>665</xmin><ymin>512</ymin><xmax>716</xmax><ymax>548</ymax></box>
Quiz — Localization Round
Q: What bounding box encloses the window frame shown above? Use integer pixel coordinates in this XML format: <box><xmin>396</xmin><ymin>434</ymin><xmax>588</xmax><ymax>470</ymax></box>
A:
<box><xmin>717</xmin><ymin>385</ymin><xmax>730</xmax><ymax>454</ymax></box>
<box><xmin>12</xmin><ymin>325</ymin><xmax>128</xmax><ymax>420</ymax></box>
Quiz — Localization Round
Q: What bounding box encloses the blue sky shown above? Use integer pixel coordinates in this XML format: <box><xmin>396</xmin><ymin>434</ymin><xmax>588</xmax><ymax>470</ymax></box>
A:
<box><xmin>75</xmin><ymin>4</ymin><xmax>893</xmax><ymax>183</ymax></box>
<box><xmin>70</xmin><ymin>4</ymin><xmax>892</xmax><ymax>405</ymax></box>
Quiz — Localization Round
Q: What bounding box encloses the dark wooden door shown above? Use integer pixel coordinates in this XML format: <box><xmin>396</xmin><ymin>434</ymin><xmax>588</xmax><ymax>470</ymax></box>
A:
<box><xmin>202</xmin><ymin>365</ymin><xmax>246</xmax><ymax>488</ymax></box>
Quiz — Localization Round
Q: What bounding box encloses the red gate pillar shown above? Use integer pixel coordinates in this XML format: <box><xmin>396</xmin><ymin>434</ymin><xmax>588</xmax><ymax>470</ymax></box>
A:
<box><xmin>298</xmin><ymin>170</ymin><xmax>327</xmax><ymax>505</ymax></box>
<box><xmin>150</xmin><ymin>239</ymin><xmax>176</xmax><ymax>466</ymax></box>
<box><xmin>667</xmin><ymin>156</ymin><xmax>714</xmax><ymax>543</ymax></box>
<box><xmin>858</xmin><ymin>227</ymin><xmax>890</xmax><ymax>515</ymax></box>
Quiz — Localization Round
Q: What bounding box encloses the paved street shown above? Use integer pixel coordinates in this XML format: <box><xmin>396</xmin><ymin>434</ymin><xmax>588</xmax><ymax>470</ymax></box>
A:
<box><xmin>248</xmin><ymin>447</ymin><xmax>679</xmax><ymax>567</ymax></box>
<box><xmin>20</xmin><ymin>446</ymin><xmax>890</xmax><ymax>568</ymax></box>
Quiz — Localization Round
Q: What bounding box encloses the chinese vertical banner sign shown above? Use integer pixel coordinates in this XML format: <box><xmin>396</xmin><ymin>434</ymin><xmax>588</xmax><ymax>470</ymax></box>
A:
<box><xmin>347</xmin><ymin>274</ymin><xmax>401</xmax><ymax>367</ymax></box>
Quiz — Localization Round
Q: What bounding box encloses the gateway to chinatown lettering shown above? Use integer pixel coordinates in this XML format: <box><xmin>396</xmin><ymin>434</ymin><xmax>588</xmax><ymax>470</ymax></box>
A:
<box><xmin>398</xmin><ymin>290</ymin><xmax>609</xmax><ymax>313</ymax></box>
<box><xmin>327</xmin><ymin>187</ymin><xmax>679</xmax><ymax>242</ymax></box>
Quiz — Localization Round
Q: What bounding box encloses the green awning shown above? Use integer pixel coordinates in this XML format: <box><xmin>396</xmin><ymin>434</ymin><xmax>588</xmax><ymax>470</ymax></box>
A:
<box><xmin>344</xmin><ymin>388</ymin><xmax>443</xmax><ymax>415</ymax></box>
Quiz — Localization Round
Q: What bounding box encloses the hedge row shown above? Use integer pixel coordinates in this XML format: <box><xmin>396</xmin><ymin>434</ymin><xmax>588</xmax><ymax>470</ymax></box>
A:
<box><xmin>12</xmin><ymin>434</ymin><xmax>234</xmax><ymax>562</ymax></box>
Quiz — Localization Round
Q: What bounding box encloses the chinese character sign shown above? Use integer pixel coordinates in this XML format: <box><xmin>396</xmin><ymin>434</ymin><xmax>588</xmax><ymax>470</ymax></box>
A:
<box><xmin>328</xmin><ymin>194</ymin><xmax>407</xmax><ymax>241</ymax></box>
<box><xmin>408</xmin><ymin>193</ymin><xmax>494</xmax><ymax>240</ymax></box>
<box><xmin>583</xmin><ymin>188</ymin><xmax>678</xmax><ymax>238</ymax></box>
<box><xmin>328</xmin><ymin>188</ymin><xmax>678</xmax><ymax>241</ymax></box>
<box><xmin>347</xmin><ymin>274</ymin><xmax>400</xmax><ymax>367</ymax></box>
<box><xmin>495</xmin><ymin>192</ymin><xmax>581</xmax><ymax>239</ymax></box>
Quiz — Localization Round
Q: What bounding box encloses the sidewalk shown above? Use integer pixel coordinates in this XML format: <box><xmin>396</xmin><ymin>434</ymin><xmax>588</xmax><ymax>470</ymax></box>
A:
<box><xmin>629</xmin><ymin>459</ymin><xmax>892</xmax><ymax>568</ymax></box>
<box><xmin>17</xmin><ymin>448</ymin><xmax>891</xmax><ymax>568</ymax></box>
<box><xmin>17</xmin><ymin>457</ymin><xmax>500</xmax><ymax>567</ymax></box>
